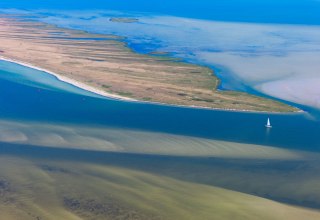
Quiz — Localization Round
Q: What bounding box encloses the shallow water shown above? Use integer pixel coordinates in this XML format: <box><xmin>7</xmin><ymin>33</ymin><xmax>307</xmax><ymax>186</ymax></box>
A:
<box><xmin>0</xmin><ymin>60</ymin><xmax>319</xmax><ymax>153</ymax></box>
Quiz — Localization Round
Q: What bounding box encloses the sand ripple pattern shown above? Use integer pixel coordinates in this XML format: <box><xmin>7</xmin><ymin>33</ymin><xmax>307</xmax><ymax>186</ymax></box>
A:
<box><xmin>0</xmin><ymin>119</ymin><xmax>306</xmax><ymax>160</ymax></box>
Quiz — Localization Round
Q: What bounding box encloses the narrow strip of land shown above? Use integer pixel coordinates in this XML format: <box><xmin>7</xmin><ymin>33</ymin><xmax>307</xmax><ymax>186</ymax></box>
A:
<box><xmin>0</xmin><ymin>15</ymin><xmax>298</xmax><ymax>112</ymax></box>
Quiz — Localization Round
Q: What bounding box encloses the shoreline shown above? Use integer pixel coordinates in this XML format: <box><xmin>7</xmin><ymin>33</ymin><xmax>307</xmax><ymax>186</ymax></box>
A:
<box><xmin>0</xmin><ymin>56</ymin><xmax>136</xmax><ymax>102</ymax></box>
<box><xmin>0</xmin><ymin>55</ymin><xmax>302</xmax><ymax>114</ymax></box>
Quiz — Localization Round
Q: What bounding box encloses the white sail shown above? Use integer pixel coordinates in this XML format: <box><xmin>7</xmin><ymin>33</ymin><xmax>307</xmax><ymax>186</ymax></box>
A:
<box><xmin>266</xmin><ymin>118</ymin><xmax>272</xmax><ymax>128</ymax></box>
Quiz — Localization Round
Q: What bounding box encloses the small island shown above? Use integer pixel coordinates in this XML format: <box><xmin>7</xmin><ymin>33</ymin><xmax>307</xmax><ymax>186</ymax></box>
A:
<box><xmin>149</xmin><ymin>51</ymin><xmax>171</xmax><ymax>56</ymax></box>
<box><xmin>109</xmin><ymin>17</ymin><xmax>139</xmax><ymax>23</ymax></box>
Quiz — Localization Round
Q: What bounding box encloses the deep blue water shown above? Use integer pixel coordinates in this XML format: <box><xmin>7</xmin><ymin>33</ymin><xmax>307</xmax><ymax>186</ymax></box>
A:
<box><xmin>0</xmin><ymin>61</ymin><xmax>319</xmax><ymax>152</ymax></box>
<box><xmin>1</xmin><ymin>0</ymin><xmax>320</xmax><ymax>25</ymax></box>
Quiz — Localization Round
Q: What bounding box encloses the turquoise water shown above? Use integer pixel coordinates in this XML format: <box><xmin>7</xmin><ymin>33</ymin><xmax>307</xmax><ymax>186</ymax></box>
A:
<box><xmin>1</xmin><ymin>60</ymin><xmax>319</xmax><ymax>152</ymax></box>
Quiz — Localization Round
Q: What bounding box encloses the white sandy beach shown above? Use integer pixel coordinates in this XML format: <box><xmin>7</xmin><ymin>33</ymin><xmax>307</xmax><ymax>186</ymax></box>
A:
<box><xmin>0</xmin><ymin>56</ymin><xmax>137</xmax><ymax>102</ymax></box>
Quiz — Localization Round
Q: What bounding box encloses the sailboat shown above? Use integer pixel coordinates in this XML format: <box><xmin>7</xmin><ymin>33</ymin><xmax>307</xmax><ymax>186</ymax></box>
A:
<box><xmin>265</xmin><ymin>117</ymin><xmax>272</xmax><ymax>128</ymax></box>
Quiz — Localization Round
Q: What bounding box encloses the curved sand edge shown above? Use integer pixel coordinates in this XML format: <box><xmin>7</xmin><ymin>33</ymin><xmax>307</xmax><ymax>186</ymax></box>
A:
<box><xmin>0</xmin><ymin>56</ymin><xmax>136</xmax><ymax>102</ymax></box>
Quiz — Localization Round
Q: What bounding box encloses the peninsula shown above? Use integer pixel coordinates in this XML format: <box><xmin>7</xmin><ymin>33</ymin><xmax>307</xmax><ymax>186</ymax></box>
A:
<box><xmin>0</xmin><ymin>15</ymin><xmax>297</xmax><ymax>112</ymax></box>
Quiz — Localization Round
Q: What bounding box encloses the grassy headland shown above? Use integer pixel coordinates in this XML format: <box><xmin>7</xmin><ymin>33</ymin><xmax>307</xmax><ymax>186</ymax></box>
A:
<box><xmin>0</xmin><ymin>15</ymin><xmax>297</xmax><ymax>112</ymax></box>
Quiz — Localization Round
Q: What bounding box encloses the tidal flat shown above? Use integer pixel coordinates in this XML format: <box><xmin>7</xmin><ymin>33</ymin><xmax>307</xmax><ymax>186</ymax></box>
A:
<box><xmin>0</xmin><ymin>118</ymin><xmax>320</xmax><ymax>219</ymax></box>
<box><xmin>1</xmin><ymin>142</ymin><xmax>320</xmax><ymax>220</ymax></box>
